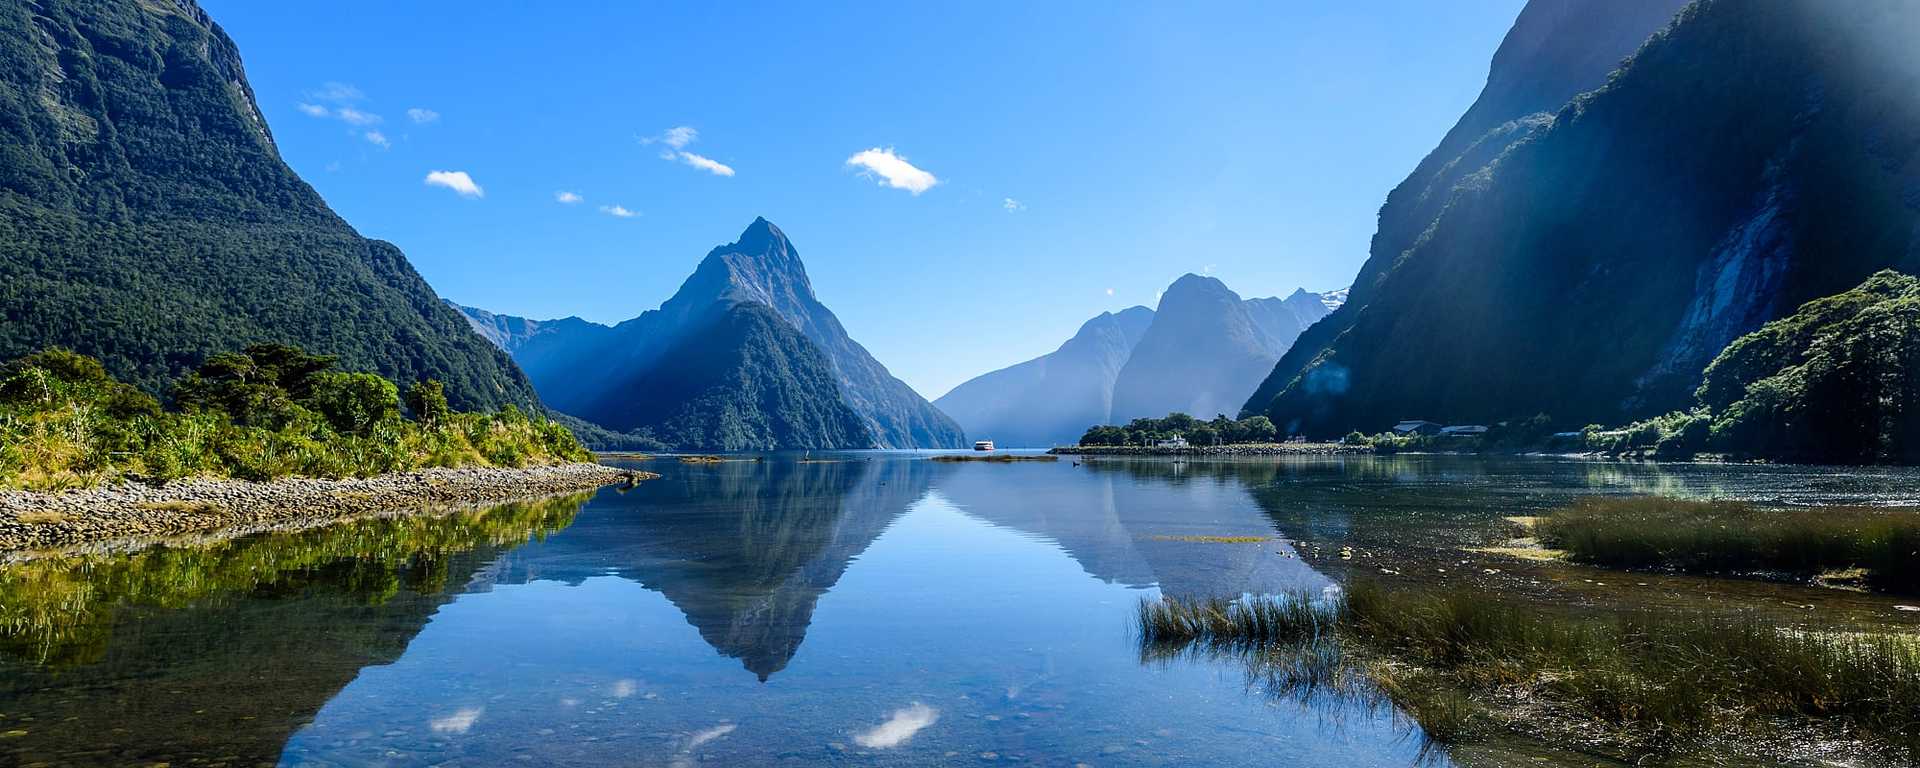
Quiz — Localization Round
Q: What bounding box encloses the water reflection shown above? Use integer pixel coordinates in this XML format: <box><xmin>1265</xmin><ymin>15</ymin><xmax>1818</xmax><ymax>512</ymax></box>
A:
<box><xmin>0</xmin><ymin>493</ymin><xmax>590</xmax><ymax>767</ymax></box>
<box><xmin>1</xmin><ymin>454</ymin><xmax>1912</xmax><ymax>767</ymax></box>
<box><xmin>488</xmin><ymin>457</ymin><xmax>932</xmax><ymax>680</ymax></box>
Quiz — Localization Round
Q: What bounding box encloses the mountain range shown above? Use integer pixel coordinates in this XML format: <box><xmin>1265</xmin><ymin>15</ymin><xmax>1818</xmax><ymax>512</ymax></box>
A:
<box><xmin>0</xmin><ymin>0</ymin><xmax>536</xmax><ymax>411</ymax></box>
<box><xmin>1248</xmin><ymin>0</ymin><xmax>1920</xmax><ymax>436</ymax></box>
<box><xmin>458</xmin><ymin>219</ymin><xmax>966</xmax><ymax>450</ymax></box>
<box><xmin>936</xmin><ymin>275</ymin><xmax>1340</xmax><ymax>446</ymax></box>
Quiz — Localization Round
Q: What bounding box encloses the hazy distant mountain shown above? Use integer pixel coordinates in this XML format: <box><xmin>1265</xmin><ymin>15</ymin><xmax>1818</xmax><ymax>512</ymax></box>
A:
<box><xmin>934</xmin><ymin>306</ymin><xmax>1154</xmax><ymax>447</ymax></box>
<box><xmin>0</xmin><ymin>0</ymin><xmax>537</xmax><ymax>411</ymax></box>
<box><xmin>1249</xmin><ymin>0</ymin><xmax>1920</xmax><ymax>435</ymax></box>
<box><xmin>1111</xmin><ymin>275</ymin><xmax>1333</xmax><ymax>423</ymax></box>
<box><xmin>457</xmin><ymin>218</ymin><xmax>963</xmax><ymax>449</ymax></box>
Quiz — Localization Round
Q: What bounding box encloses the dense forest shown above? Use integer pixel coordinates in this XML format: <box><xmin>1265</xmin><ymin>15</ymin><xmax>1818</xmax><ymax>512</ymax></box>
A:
<box><xmin>0</xmin><ymin>344</ymin><xmax>588</xmax><ymax>489</ymax></box>
<box><xmin>0</xmin><ymin>0</ymin><xmax>538</xmax><ymax>412</ymax></box>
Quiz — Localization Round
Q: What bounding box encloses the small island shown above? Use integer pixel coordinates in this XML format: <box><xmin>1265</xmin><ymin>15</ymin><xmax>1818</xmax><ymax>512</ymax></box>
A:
<box><xmin>1049</xmin><ymin>413</ymin><xmax>1372</xmax><ymax>456</ymax></box>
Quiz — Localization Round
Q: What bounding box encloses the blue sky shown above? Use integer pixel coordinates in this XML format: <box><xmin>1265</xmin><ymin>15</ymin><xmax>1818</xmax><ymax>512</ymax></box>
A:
<box><xmin>202</xmin><ymin>0</ymin><xmax>1525</xmax><ymax>399</ymax></box>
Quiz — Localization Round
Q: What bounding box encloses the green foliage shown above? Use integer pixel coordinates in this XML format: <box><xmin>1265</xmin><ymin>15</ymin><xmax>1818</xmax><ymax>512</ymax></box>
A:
<box><xmin>1696</xmin><ymin>270</ymin><xmax>1920</xmax><ymax>463</ymax></box>
<box><xmin>0</xmin><ymin>0</ymin><xmax>537</xmax><ymax>413</ymax></box>
<box><xmin>0</xmin><ymin>346</ymin><xmax>590</xmax><ymax>490</ymax></box>
<box><xmin>404</xmin><ymin>379</ymin><xmax>450</xmax><ymax>428</ymax></box>
<box><xmin>1536</xmin><ymin>496</ymin><xmax>1920</xmax><ymax>591</ymax></box>
<box><xmin>1077</xmin><ymin>412</ymin><xmax>1280</xmax><ymax>446</ymax></box>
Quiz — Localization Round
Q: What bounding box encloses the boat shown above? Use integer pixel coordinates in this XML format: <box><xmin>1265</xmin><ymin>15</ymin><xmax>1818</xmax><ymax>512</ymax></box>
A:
<box><xmin>973</xmin><ymin>440</ymin><xmax>995</xmax><ymax>452</ymax></box>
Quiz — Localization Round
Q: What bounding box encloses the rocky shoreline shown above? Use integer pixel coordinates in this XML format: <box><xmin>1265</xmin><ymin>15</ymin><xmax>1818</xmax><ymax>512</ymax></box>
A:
<box><xmin>0</xmin><ymin>463</ymin><xmax>651</xmax><ymax>555</ymax></box>
<box><xmin>1048</xmin><ymin>443</ymin><xmax>1374</xmax><ymax>457</ymax></box>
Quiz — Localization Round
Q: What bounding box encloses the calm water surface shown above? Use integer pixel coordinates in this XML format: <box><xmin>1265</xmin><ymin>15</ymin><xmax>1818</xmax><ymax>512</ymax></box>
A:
<box><xmin>2</xmin><ymin>454</ymin><xmax>1917</xmax><ymax>767</ymax></box>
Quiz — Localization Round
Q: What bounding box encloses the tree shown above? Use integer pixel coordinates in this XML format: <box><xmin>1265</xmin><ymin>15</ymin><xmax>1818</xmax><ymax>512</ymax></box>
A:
<box><xmin>307</xmin><ymin>372</ymin><xmax>400</xmax><ymax>436</ymax></box>
<box><xmin>406</xmin><ymin>379</ymin><xmax>452</xmax><ymax>428</ymax></box>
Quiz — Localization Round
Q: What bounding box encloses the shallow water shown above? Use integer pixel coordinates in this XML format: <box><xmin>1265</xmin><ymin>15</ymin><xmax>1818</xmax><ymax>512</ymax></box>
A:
<box><xmin>0</xmin><ymin>453</ymin><xmax>1915</xmax><ymax>767</ymax></box>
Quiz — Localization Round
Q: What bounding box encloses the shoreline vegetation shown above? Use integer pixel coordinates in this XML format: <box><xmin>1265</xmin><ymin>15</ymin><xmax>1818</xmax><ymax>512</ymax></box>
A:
<box><xmin>1050</xmin><ymin>443</ymin><xmax>1369</xmax><ymax>456</ymax></box>
<box><xmin>1140</xmin><ymin>582</ymin><xmax>1920</xmax><ymax>764</ymax></box>
<box><xmin>0</xmin><ymin>345</ymin><xmax>594</xmax><ymax>491</ymax></box>
<box><xmin>0</xmin><ymin>463</ymin><xmax>647</xmax><ymax>555</ymax></box>
<box><xmin>1533</xmin><ymin>497</ymin><xmax>1920</xmax><ymax>593</ymax></box>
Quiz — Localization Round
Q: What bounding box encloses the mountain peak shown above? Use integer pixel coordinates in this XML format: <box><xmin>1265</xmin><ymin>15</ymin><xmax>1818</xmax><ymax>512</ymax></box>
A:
<box><xmin>735</xmin><ymin>216</ymin><xmax>790</xmax><ymax>252</ymax></box>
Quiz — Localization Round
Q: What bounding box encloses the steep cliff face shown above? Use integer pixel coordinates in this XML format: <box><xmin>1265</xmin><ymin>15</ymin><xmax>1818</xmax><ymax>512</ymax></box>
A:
<box><xmin>1244</xmin><ymin>0</ymin><xmax>1691</xmax><ymax>423</ymax></box>
<box><xmin>934</xmin><ymin>306</ymin><xmax>1154</xmax><ymax>447</ymax></box>
<box><xmin>0</xmin><ymin>0</ymin><xmax>538</xmax><ymax>411</ymax></box>
<box><xmin>1251</xmin><ymin>0</ymin><xmax>1920</xmax><ymax>435</ymax></box>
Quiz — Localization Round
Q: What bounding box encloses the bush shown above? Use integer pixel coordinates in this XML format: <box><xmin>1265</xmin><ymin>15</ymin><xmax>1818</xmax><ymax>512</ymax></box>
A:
<box><xmin>0</xmin><ymin>346</ymin><xmax>592</xmax><ymax>489</ymax></box>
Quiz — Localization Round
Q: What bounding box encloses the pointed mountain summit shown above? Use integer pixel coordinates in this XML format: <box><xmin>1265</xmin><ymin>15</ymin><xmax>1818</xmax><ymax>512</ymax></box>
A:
<box><xmin>457</xmin><ymin>218</ymin><xmax>964</xmax><ymax>450</ymax></box>
<box><xmin>934</xmin><ymin>306</ymin><xmax>1154</xmax><ymax>447</ymax></box>
<box><xmin>0</xmin><ymin>0</ymin><xmax>537</xmax><ymax>411</ymax></box>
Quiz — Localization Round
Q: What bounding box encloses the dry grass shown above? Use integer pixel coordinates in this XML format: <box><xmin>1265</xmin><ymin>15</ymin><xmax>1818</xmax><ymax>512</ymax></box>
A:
<box><xmin>135</xmin><ymin>500</ymin><xmax>221</xmax><ymax>514</ymax></box>
<box><xmin>13</xmin><ymin>509</ymin><xmax>65</xmax><ymax>525</ymax></box>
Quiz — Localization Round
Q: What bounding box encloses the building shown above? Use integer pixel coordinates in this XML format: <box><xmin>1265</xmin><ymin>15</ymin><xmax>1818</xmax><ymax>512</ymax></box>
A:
<box><xmin>1155</xmin><ymin>435</ymin><xmax>1190</xmax><ymax>449</ymax></box>
<box><xmin>1392</xmin><ymin>420</ymin><xmax>1444</xmax><ymax>437</ymax></box>
<box><xmin>1440</xmin><ymin>425</ymin><xmax>1489</xmax><ymax>437</ymax></box>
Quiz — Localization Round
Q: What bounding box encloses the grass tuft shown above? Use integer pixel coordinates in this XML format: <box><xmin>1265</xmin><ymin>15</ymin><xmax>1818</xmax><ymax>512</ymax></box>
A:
<box><xmin>1536</xmin><ymin>496</ymin><xmax>1920</xmax><ymax>591</ymax></box>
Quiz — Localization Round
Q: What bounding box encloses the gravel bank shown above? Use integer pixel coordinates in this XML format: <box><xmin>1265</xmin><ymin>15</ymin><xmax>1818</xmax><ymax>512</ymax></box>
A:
<box><xmin>1048</xmin><ymin>443</ymin><xmax>1373</xmax><ymax>457</ymax></box>
<box><xmin>0</xmin><ymin>463</ymin><xmax>650</xmax><ymax>554</ymax></box>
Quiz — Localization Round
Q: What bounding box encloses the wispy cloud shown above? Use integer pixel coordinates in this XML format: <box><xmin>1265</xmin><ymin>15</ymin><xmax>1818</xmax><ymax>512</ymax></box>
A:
<box><xmin>424</xmin><ymin>170</ymin><xmax>483</xmax><ymax>198</ymax></box>
<box><xmin>846</xmin><ymin>147</ymin><xmax>937</xmax><ymax>195</ymax></box>
<box><xmin>643</xmin><ymin>126</ymin><xmax>735</xmax><ymax>177</ymax></box>
<box><xmin>334</xmin><ymin>106</ymin><xmax>382</xmax><ymax>126</ymax></box>
<box><xmin>1003</xmin><ymin>197</ymin><xmax>1025</xmax><ymax>212</ymax></box>
<box><xmin>554</xmin><ymin>191</ymin><xmax>583</xmax><ymax>204</ymax></box>
<box><xmin>296</xmin><ymin>103</ymin><xmax>329</xmax><ymax>118</ymax></box>
<box><xmin>599</xmin><ymin>204</ymin><xmax>638</xmax><ymax>218</ymax></box>
<box><xmin>673</xmin><ymin>151</ymin><xmax>735</xmax><ymax>177</ymax></box>
<box><xmin>308</xmin><ymin>81</ymin><xmax>363</xmax><ymax>103</ymax></box>
<box><xmin>406</xmin><ymin>107</ymin><xmax>440</xmax><ymax>124</ymax></box>
<box><xmin>429</xmin><ymin>707</ymin><xmax>482</xmax><ymax>735</ymax></box>
<box><xmin>364</xmin><ymin>130</ymin><xmax>390</xmax><ymax>149</ymax></box>
<box><xmin>853</xmin><ymin>703</ymin><xmax>939</xmax><ymax>749</ymax></box>
<box><xmin>642</xmin><ymin>126</ymin><xmax>698</xmax><ymax>150</ymax></box>
<box><xmin>1106</xmin><ymin>288</ymin><xmax>1115</xmax><ymax>296</ymax></box>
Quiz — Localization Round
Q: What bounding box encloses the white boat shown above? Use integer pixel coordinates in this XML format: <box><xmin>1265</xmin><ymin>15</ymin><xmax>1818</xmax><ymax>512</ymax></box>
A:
<box><xmin>973</xmin><ymin>440</ymin><xmax>995</xmax><ymax>452</ymax></box>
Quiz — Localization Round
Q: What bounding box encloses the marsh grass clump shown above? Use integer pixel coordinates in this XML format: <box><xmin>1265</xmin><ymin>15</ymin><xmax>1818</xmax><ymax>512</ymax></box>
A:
<box><xmin>1141</xmin><ymin>582</ymin><xmax>1920</xmax><ymax>759</ymax></box>
<box><xmin>1536</xmin><ymin>496</ymin><xmax>1920</xmax><ymax>591</ymax></box>
<box><xmin>0</xmin><ymin>346</ymin><xmax>592</xmax><ymax>490</ymax></box>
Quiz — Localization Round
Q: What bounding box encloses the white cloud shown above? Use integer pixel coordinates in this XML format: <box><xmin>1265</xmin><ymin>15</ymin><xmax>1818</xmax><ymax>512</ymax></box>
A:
<box><xmin>334</xmin><ymin>106</ymin><xmax>382</xmax><ymax>126</ymax></box>
<box><xmin>296</xmin><ymin>103</ymin><xmax>329</xmax><ymax>118</ymax></box>
<box><xmin>686</xmin><ymin>724</ymin><xmax>735</xmax><ymax>749</ymax></box>
<box><xmin>364</xmin><ymin>130</ymin><xmax>390</xmax><ymax>149</ymax></box>
<box><xmin>642</xmin><ymin>126</ymin><xmax>698</xmax><ymax>149</ymax></box>
<box><xmin>610</xmin><ymin>679</ymin><xmax>637</xmax><ymax>698</ymax></box>
<box><xmin>674</xmin><ymin>151</ymin><xmax>735</xmax><ymax>177</ymax></box>
<box><xmin>424</xmin><ymin>170</ymin><xmax>484</xmax><ymax>198</ymax></box>
<box><xmin>308</xmin><ymin>81</ymin><xmax>363</xmax><ymax>102</ymax></box>
<box><xmin>854</xmin><ymin>703</ymin><xmax>939</xmax><ymax>749</ymax></box>
<box><xmin>554</xmin><ymin>191</ymin><xmax>583</xmax><ymax>204</ymax></box>
<box><xmin>1105</xmin><ymin>288</ymin><xmax>1115</xmax><ymax>296</ymax></box>
<box><xmin>599</xmin><ymin>204</ymin><xmax>638</xmax><ymax>218</ymax></box>
<box><xmin>1003</xmin><ymin>197</ymin><xmax>1024</xmax><ymax>212</ymax></box>
<box><xmin>407</xmin><ymin>107</ymin><xmax>440</xmax><ymax>124</ymax></box>
<box><xmin>846</xmin><ymin>147</ymin><xmax>937</xmax><ymax>195</ymax></box>
<box><xmin>429</xmin><ymin>707</ymin><xmax>482</xmax><ymax>735</ymax></box>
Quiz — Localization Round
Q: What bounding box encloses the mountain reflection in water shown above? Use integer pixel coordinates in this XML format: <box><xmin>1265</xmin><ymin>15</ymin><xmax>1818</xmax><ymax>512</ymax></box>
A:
<box><xmin>3</xmin><ymin>454</ymin><xmax>1906</xmax><ymax>766</ymax></box>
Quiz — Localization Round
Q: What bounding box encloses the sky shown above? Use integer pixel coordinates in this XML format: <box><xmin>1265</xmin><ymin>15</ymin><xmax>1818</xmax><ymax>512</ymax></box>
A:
<box><xmin>201</xmin><ymin>0</ymin><xmax>1527</xmax><ymax>400</ymax></box>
